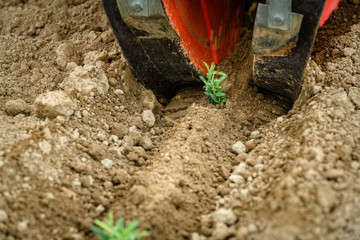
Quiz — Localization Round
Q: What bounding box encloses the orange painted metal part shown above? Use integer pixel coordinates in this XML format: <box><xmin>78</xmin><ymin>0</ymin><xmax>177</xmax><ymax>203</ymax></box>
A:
<box><xmin>320</xmin><ymin>0</ymin><xmax>341</xmax><ymax>26</ymax></box>
<box><xmin>162</xmin><ymin>0</ymin><xmax>245</xmax><ymax>73</ymax></box>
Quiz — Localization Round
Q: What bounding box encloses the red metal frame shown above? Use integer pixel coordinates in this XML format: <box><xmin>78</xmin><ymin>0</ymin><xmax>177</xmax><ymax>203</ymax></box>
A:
<box><xmin>320</xmin><ymin>0</ymin><xmax>341</xmax><ymax>26</ymax></box>
<box><xmin>162</xmin><ymin>0</ymin><xmax>245</xmax><ymax>73</ymax></box>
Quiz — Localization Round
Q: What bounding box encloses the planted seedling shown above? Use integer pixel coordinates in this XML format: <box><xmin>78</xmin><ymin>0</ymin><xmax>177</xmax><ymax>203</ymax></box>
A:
<box><xmin>90</xmin><ymin>211</ymin><xmax>150</xmax><ymax>240</ymax></box>
<box><xmin>200</xmin><ymin>62</ymin><xmax>229</xmax><ymax>105</ymax></box>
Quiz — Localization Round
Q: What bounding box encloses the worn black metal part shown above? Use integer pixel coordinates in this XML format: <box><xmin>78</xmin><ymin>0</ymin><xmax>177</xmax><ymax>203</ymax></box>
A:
<box><xmin>253</xmin><ymin>0</ymin><xmax>326</xmax><ymax>101</ymax></box>
<box><xmin>102</xmin><ymin>0</ymin><xmax>200</xmax><ymax>99</ymax></box>
<box><xmin>252</xmin><ymin>0</ymin><xmax>304</xmax><ymax>56</ymax></box>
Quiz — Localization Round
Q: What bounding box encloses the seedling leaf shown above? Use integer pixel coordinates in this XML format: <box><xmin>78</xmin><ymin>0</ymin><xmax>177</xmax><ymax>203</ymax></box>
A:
<box><xmin>215</xmin><ymin>92</ymin><xmax>226</xmax><ymax>97</ymax></box>
<box><xmin>94</xmin><ymin>219</ymin><xmax>113</xmax><ymax>233</ymax></box>
<box><xmin>200</xmin><ymin>62</ymin><xmax>229</xmax><ymax>105</ymax></box>
<box><xmin>91</xmin><ymin>211</ymin><xmax>150</xmax><ymax>240</ymax></box>
<box><xmin>90</xmin><ymin>226</ymin><xmax>109</xmax><ymax>240</ymax></box>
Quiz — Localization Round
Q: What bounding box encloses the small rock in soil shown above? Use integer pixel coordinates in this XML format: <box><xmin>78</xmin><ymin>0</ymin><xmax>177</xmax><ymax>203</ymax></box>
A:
<box><xmin>211</xmin><ymin>223</ymin><xmax>236</xmax><ymax>240</ymax></box>
<box><xmin>4</xmin><ymin>99</ymin><xmax>31</xmax><ymax>116</ymax></box>
<box><xmin>351</xmin><ymin>161</ymin><xmax>360</xmax><ymax>170</ymax></box>
<box><xmin>317</xmin><ymin>183</ymin><xmax>338</xmax><ymax>213</ymax></box>
<box><xmin>218</xmin><ymin>166</ymin><xmax>230</xmax><ymax>180</ymax></box>
<box><xmin>84</xmin><ymin>51</ymin><xmax>108</xmax><ymax>65</ymax></box>
<box><xmin>0</xmin><ymin>210</ymin><xmax>8</xmax><ymax>222</ymax></box>
<box><xmin>213</xmin><ymin>208</ymin><xmax>237</xmax><ymax>225</ymax></box>
<box><xmin>250</xmin><ymin>130</ymin><xmax>260</xmax><ymax>139</ymax></box>
<box><xmin>229</xmin><ymin>175</ymin><xmax>244</xmax><ymax>184</ymax></box>
<box><xmin>88</xmin><ymin>143</ymin><xmax>107</xmax><ymax>161</ymax></box>
<box><xmin>236</xmin><ymin>227</ymin><xmax>249</xmax><ymax>239</ymax></box>
<box><xmin>71</xmin><ymin>161</ymin><xmax>86</xmax><ymax>173</ymax></box>
<box><xmin>128</xmin><ymin>128</ymin><xmax>141</xmax><ymax>145</ymax></box>
<box><xmin>232</xmin><ymin>141</ymin><xmax>246</xmax><ymax>155</ymax></box>
<box><xmin>240</xmin><ymin>188</ymin><xmax>249</xmax><ymax>200</ymax></box>
<box><xmin>110</xmin><ymin>146</ymin><xmax>122</xmax><ymax>159</ymax></box>
<box><xmin>55</xmin><ymin>43</ymin><xmax>83</xmax><ymax>70</ymax></box>
<box><xmin>80</xmin><ymin>175</ymin><xmax>94</xmax><ymax>187</ymax></box>
<box><xmin>71</xmin><ymin>179</ymin><xmax>81</xmax><ymax>191</ymax></box>
<box><xmin>33</xmin><ymin>90</ymin><xmax>77</xmax><ymax>119</ymax></box>
<box><xmin>191</xmin><ymin>233</ymin><xmax>206</xmax><ymax>240</ymax></box>
<box><xmin>38</xmin><ymin>140</ymin><xmax>52</xmax><ymax>155</ymax></box>
<box><xmin>110</xmin><ymin>123</ymin><xmax>128</xmax><ymax>139</ymax></box>
<box><xmin>74</xmin><ymin>110</ymin><xmax>82</xmax><ymax>119</ymax></box>
<box><xmin>313</xmin><ymin>85</ymin><xmax>323</xmax><ymax>95</ymax></box>
<box><xmin>246</xmin><ymin>156</ymin><xmax>262</xmax><ymax>166</ymax></box>
<box><xmin>82</xmin><ymin>110</ymin><xmax>90</xmax><ymax>117</ymax></box>
<box><xmin>46</xmin><ymin>192</ymin><xmax>55</xmax><ymax>200</ymax></box>
<box><xmin>245</xmin><ymin>139</ymin><xmax>256</xmax><ymax>152</ymax></box>
<box><xmin>140</xmin><ymin>136</ymin><xmax>153</xmax><ymax>150</ymax></box>
<box><xmin>325</xmin><ymin>169</ymin><xmax>344</xmax><ymax>179</ymax></box>
<box><xmin>88</xmin><ymin>31</ymin><xmax>99</xmax><ymax>40</ymax></box>
<box><xmin>62</xmin><ymin>233</ymin><xmax>83</xmax><ymax>240</ymax></box>
<box><xmin>232</xmin><ymin>152</ymin><xmax>247</xmax><ymax>165</ymax></box>
<box><xmin>142</xmin><ymin>110</ymin><xmax>155</xmax><ymax>127</ymax></box>
<box><xmin>95</xmin><ymin>205</ymin><xmax>105</xmax><ymax>214</ymax></box>
<box><xmin>109</xmin><ymin>135</ymin><xmax>119</xmax><ymax>144</ymax></box>
<box><xmin>127</xmin><ymin>147</ymin><xmax>146</xmax><ymax>165</ymax></box>
<box><xmin>140</xmin><ymin>90</ymin><xmax>158</xmax><ymax>112</ymax></box>
<box><xmin>233</xmin><ymin>162</ymin><xmax>247</xmax><ymax>176</ymax></box>
<box><xmin>131</xmin><ymin>116</ymin><xmax>144</xmax><ymax>129</ymax></box>
<box><xmin>114</xmin><ymin>89</ymin><xmax>124</xmax><ymax>95</ymax></box>
<box><xmin>247</xmin><ymin>223</ymin><xmax>258</xmax><ymax>233</ymax></box>
<box><xmin>108</xmin><ymin>77</ymin><xmax>117</xmax><ymax>86</ymax></box>
<box><xmin>66</xmin><ymin>62</ymin><xmax>78</xmax><ymax>72</ymax></box>
<box><xmin>132</xmin><ymin>146</ymin><xmax>146</xmax><ymax>158</ymax></box>
<box><xmin>17</xmin><ymin>221</ymin><xmax>28</xmax><ymax>232</ymax></box>
<box><xmin>122</xmin><ymin>135</ymin><xmax>134</xmax><ymax>148</ymax></box>
<box><xmin>255</xmin><ymin>165</ymin><xmax>264</xmax><ymax>174</ymax></box>
<box><xmin>104</xmin><ymin>181</ymin><xmax>113</xmax><ymax>189</ymax></box>
<box><xmin>60</xmin><ymin>64</ymin><xmax>109</xmax><ymax>95</ymax></box>
<box><xmin>101</xmin><ymin>158</ymin><xmax>113</xmax><ymax>169</ymax></box>
<box><xmin>343</xmin><ymin>47</ymin><xmax>356</xmax><ymax>56</ymax></box>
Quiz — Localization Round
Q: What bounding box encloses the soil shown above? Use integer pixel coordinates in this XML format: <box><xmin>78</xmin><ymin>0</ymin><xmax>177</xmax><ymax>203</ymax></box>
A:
<box><xmin>0</xmin><ymin>1</ymin><xmax>359</xmax><ymax>240</ymax></box>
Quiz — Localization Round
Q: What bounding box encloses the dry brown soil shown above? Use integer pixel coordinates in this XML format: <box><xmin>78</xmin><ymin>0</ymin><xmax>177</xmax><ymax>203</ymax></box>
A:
<box><xmin>0</xmin><ymin>1</ymin><xmax>360</xmax><ymax>240</ymax></box>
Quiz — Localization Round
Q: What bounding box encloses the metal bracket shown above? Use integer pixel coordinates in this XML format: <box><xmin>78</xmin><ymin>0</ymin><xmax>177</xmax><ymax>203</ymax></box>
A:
<box><xmin>252</xmin><ymin>0</ymin><xmax>303</xmax><ymax>56</ymax></box>
<box><xmin>117</xmin><ymin>0</ymin><xmax>164</xmax><ymax>17</ymax></box>
<box><xmin>116</xmin><ymin>0</ymin><xmax>178</xmax><ymax>38</ymax></box>
<box><xmin>268</xmin><ymin>0</ymin><xmax>291</xmax><ymax>31</ymax></box>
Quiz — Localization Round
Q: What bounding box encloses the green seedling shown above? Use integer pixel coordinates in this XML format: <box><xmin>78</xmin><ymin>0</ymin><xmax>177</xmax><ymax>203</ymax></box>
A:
<box><xmin>186</xmin><ymin>104</ymin><xmax>192</xmax><ymax>112</ymax></box>
<box><xmin>90</xmin><ymin>211</ymin><xmax>150</xmax><ymax>240</ymax></box>
<box><xmin>199</xmin><ymin>62</ymin><xmax>229</xmax><ymax>105</ymax></box>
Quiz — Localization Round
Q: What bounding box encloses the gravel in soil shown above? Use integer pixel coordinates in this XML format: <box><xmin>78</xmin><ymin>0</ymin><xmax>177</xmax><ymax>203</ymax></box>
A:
<box><xmin>0</xmin><ymin>1</ymin><xmax>360</xmax><ymax>240</ymax></box>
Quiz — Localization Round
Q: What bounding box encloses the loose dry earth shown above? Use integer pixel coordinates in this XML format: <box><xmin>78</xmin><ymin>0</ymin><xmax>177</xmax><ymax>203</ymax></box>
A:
<box><xmin>0</xmin><ymin>1</ymin><xmax>360</xmax><ymax>240</ymax></box>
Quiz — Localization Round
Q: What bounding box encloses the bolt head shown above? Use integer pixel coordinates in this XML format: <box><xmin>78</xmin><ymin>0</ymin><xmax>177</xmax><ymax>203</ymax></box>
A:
<box><xmin>273</xmin><ymin>16</ymin><xmax>284</xmax><ymax>26</ymax></box>
<box><xmin>132</xmin><ymin>3</ymin><xmax>143</xmax><ymax>12</ymax></box>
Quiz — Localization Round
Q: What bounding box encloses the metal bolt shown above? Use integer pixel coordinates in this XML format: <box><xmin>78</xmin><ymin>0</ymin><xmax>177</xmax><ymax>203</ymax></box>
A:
<box><xmin>131</xmin><ymin>2</ymin><xmax>143</xmax><ymax>12</ymax></box>
<box><xmin>273</xmin><ymin>16</ymin><xmax>284</xmax><ymax>26</ymax></box>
